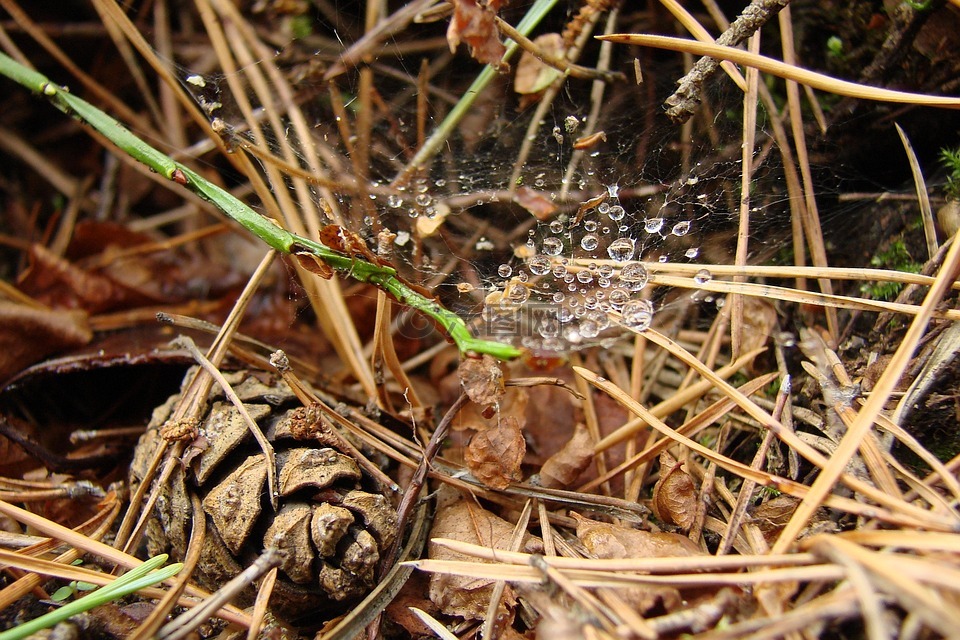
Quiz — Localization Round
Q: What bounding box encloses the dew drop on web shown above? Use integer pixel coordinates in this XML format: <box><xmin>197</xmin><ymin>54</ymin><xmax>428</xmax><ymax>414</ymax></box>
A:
<box><xmin>579</xmin><ymin>318</ymin><xmax>600</xmax><ymax>339</ymax></box>
<box><xmin>542</xmin><ymin>237</ymin><xmax>564</xmax><ymax>256</ymax></box>
<box><xmin>621</xmin><ymin>299</ymin><xmax>654</xmax><ymax>331</ymax></box>
<box><xmin>498</xmin><ymin>264</ymin><xmax>512</xmax><ymax>278</ymax></box>
<box><xmin>618</xmin><ymin>262</ymin><xmax>648</xmax><ymax>290</ymax></box>
<box><xmin>607</xmin><ymin>237</ymin><xmax>635</xmax><ymax>262</ymax></box>
<box><xmin>685</xmin><ymin>247</ymin><xmax>700</xmax><ymax>259</ymax></box>
<box><xmin>549</xmin><ymin>219</ymin><xmax>564</xmax><ymax>234</ymax></box>
<box><xmin>694</xmin><ymin>268</ymin><xmax>713</xmax><ymax>284</ymax></box>
<box><xmin>644</xmin><ymin>218</ymin><xmax>664</xmax><ymax>234</ymax></box>
<box><xmin>581</xmin><ymin>234</ymin><xmax>599</xmax><ymax>251</ymax></box>
<box><xmin>609</xmin><ymin>288</ymin><xmax>629</xmax><ymax>309</ymax></box>
<box><xmin>528</xmin><ymin>255</ymin><xmax>550</xmax><ymax>275</ymax></box>
<box><xmin>607</xmin><ymin>205</ymin><xmax>625</xmax><ymax>222</ymax></box>
<box><xmin>672</xmin><ymin>220</ymin><xmax>691</xmax><ymax>236</ymax></box>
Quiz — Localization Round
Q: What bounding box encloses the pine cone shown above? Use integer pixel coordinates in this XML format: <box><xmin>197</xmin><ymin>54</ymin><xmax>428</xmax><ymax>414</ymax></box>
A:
<box><xmin>129</xmin><ymin>368</ymin><xmax>398</xmax><ymax>618</ymax></box>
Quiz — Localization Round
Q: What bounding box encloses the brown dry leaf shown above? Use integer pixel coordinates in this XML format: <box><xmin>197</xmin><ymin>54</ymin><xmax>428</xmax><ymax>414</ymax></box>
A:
<box><xmin>294</xmin><ymin>251</ymin><xmax>334</xmax><ymax>279</ymax></box>
<box><xmin>538</xmin><ymin>422</ymin><xmax>594</xmax><ymax>489</ymax></box>
<box><xmin>651</xmin><ymin>452</ymin><xmax>698</xmax><ymax>532</ymax></box>
<box><xmin>573</xmin><ymin>512</ymin><xmax>703</xmax><ymax>614</ymax></box>
<box><xmin>384</xmin><ymin>572</ymin><xmax>437</xmax><ymax>637</ymax></box>
<box><xmin>465</xmin><ymin>416</ymin><xmax>525</xmax><ymax>489</ymax></box>
<box><xmin>752</xmin><ymin>494</ymin><xmax>800</xmax><ymax>543</ymax></box>
<box><xmin>514</xmin><ymin>33</ymin><xmax>564</xmax><ymax>94</ymax></box>
<box><xmin>0</xmin><ymin>302</ymin><xmax>92</xmax><ymax>382</ymax></box>
<box><xmin>428</xmin><ymin>494</ymin><xmax>537</xmax><ymax>620</ymax></box>
<box><xmin>514</xmin><ymin>187</ymin><xmax>558</xmax><ymax>221</ymax></box>
<box><xmin>452</xmin><ymin>386</ymin><xmax>528</xmax><ymax>442</ymax></box>
<box><xmin>573</xmin><ymin>512</ymin><xmax>703</xmax><ymax>559</ymax></box>
<box><xmin>459</xmin><ymin>354</ymin><xmax>505</xmax><ymax>407</ymax></box>
<box><xmin>19</xmin><ymin>245</ymin><xmax>136</xmax><ymax>313</ymax></box>
<box><xmin>447</xmin><ymin>0</ymin><xmax>506</xmax><ymax>68</ymax></box>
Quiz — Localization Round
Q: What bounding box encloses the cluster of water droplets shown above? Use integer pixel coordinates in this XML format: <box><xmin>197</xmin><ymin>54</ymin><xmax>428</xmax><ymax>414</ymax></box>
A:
<box><xmin>482</xmin><ymin>185</ymin><xmax>698</xmax><ymax>352</ymax></box>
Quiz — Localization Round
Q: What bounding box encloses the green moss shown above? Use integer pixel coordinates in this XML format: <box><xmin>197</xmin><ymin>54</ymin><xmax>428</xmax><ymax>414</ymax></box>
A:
<box><xmin>941</xmin><ymin>145</ymin><xmax>960</xmax><ymax>202</ymax></box>
<box><xmin>861</xmin><ymin>238</ymin><xmax>922</xmax><ymax>301</ymax></box>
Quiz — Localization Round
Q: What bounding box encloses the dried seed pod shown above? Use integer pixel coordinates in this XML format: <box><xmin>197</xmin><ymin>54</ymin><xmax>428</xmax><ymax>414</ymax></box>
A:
<box><xmin>129</xmin><ymin>368</ymin><xmax>398</xmax><ymax>618</ymax></box>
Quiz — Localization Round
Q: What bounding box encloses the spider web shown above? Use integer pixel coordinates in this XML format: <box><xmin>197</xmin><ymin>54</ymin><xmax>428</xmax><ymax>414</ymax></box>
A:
<box><xmin>167</xmin><ymin>5</ymin><xmax>847</xmax><ymax>355</ymax></box>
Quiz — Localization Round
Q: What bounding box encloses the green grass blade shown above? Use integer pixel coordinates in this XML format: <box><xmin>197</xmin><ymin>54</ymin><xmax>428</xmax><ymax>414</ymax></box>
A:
<box><xmin>0</xmin><ymin>52</ymin><xmax>523</xmax><ymax>361</ymax></box>
<box><xmin>0</xmin><ymin>555</ymin><xmax>182</xmax><ymax>640</ymax></box>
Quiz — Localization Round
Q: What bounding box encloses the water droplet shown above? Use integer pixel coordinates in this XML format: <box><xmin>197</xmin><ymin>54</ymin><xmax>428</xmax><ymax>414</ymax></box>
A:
<box><xmin>584</xmin><ymin>220</ymin><xmax>598</xmax><ymax>232</ymax></box>
<box><xmin>597</xmin><ymin>277</ymin><xmax>611</xmax><ymax>288</ymax></box>
<box><xmin>498</xmin><ymin>264</ymin><xmax>513</xmax><ymax>278</ymax></box>
<box><xmin>576</xmin><ymin>270</ymin><xmax>593</xmax><ymax>284</ymax></box>
<box><xmin>507</xmin><ymin>285</ymin><xmax>529</xmax><ymax>303</ymax></box>
<box><xmin>579</xmin><ymin>319</ymin><xmax>600</xmax><ymax>339</ymax></box>
<box><xmin>618</xmin><ymin>263</ymin><xmax>649</xmax><ymax>290</ymax></box>
<box><xmin>581</xmin><ymin>234</ymin><xmax>599</xmax><ymax>251</ymax></box>
<box><xmin>564</xmin><ymin>273</ymin><xmax>575</xmax><ymax>284</ymax></box>
<box><xmin>549</xmin><ymin>220</ymin><xmax>564</xmax><ymax>234</ymax></box>
<box><xmin>606</xmin><ymin>184</ymin><xmax>620</xmax><ymax>198</ymax></box>
<box><xmin>387</xmin><ymin>194</ymin><xmax>404</xmax><ymax>208</ymax></box>
<box><xmin>694</xmin><ymin>268</ymin><xmax>712</xmax><ymax>285</ymax></box>
<box><xmin>415</xmin><ymin>194</ymin><xmax>432</xmax><ymax>207</ymax></box>
<box><xmin>598</xmin><ymin>264</ymin><xmax>614</xmax><ymax>278</ymax></box>
<box><xmin>552</xmin><ymin>291</ymin><xmax>565</xmax><ymax>303</ymax></box>
<box><xmin>672</xmin><ymin>221</ymin><xmax>691</xmax><ymax>236</ymax></box>
<box><xmin>542</xmin><ymin>237</ymin><xmax>564</xmax><ymax>256</ymax></box>
<box><xmin>607</xmin><ymin>205</ymin><xmax>625</xmax><ymax>221</ymax></box>
<box><xmin>644</xmin><ymin>218</ymin><xmax>664</xmax><ymax>234</ymax></box>
<box><xmin>607</xmin><ymin>238</ymin><xmax>636</xmax><ymax>262</ymax></box>
<box><xmin>552</xmin><ymin>264</ymin><xmax>567</xmax><ymax>278</ymax></box>
<box><xmin>528</xmin><ymin>256</ymin><xmax>551</xmax><ymax>275</ymax></box>
<box><xmin>684</xmin><ymin>247</ymin><xmax>700</xmax><ymax>259</ymax></box>
<box><xmin>597</xmin><ymin>202</ymin><xmax>610</xmax><ymax>215</ymax></box>
<box><xmin>621</xmin><ymin>299</ymin><xmax>654</xmax><ymax>330</ymax></box>
<box><xmin>435</xmin><ymin>178</ymin><xmax>447</xmax><ymax>188</ymax></box>
<box><xmin>609</xmin><ymin>289</ymin><xmax>629</xmax><ymax>308</ymax></box>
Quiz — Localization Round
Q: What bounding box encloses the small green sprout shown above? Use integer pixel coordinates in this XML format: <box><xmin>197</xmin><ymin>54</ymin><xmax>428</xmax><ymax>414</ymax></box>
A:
<box><xmin>50</xmin><ymin>581</ymin><xmax>98</xmax><ymax>603</ymax></box>
<box><xmin>826</xmin><ymin>36</ymin><xmax>844</xmax><ymax>59</ymax></box>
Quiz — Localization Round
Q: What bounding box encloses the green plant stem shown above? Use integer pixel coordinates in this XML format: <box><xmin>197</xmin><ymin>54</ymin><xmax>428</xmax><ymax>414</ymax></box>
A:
<box><xmin>0</xmin><ymin>52</ymin><xmax>523</xmax><ymax>361</ymax></box>
<box><xmin>0</xmin><ymin>555</ymin><xmax>182</xmax><ymax>640</ymax></box>
<box><xmin>394</xmin><ymin>0</ymin><xmax>559</xmax><ymax>184</ymax></box>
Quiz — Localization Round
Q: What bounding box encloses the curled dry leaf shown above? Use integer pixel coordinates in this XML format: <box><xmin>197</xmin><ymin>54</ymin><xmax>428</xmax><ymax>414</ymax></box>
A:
<box><xmin>572</xmin><ymin>131</ymin><xmax>607</xmax><ymax>150</ymax></box>
<box><xmin>465</xmin><ymin>415</ymin><xmax>525</xmax><ymax>489</ymax></box>
<box><xmin>651</xmin><ymin>452</ymin><xmax>698</xmax><ymax>532</ymax></box>
<box><xmin>515</xmin><ymin>186</ymin><xmax>558</xmax><ymax>221</ymax></box>
<box><xmin>294</xmin><ymin>251</ymin><xmax>334</xmax><ymax>279</ymax></box>
<box><xmin>751</xmin><ymin>494</ymin><xmax>799</xmax><ymax>538</ymax></box>
<box><xmin>459</xmin><ymin>354</ymin><xmax>505</xmax><ymax>407</ymax></box>
<box><xmin>573</xmin><ymin>512</ymin><xmax>703</xmax><ymax>614</ymax></box>
<box><xmin>428</xmin><ymin>495</ymin><xmax>539</xmax><ymax>620</ymax></box>
<box><xmin>537</xmin><ymin>422</ymin><xmax>594</xmax><ymax>489</ymax></box>
<box><xmin>447</xmin><ymin>0</ymin><xmax>505</xmax><ymax>67</ymax></box>
<box><xmin>0</xmin><ymin>301</ymin><xmax>92</xmax><ymax>382</ymax></box>
<box><xmin>514</xmin><ymin>33</ymin><xmax>564</xmax><ymax>95</ymax></box>
<box><xmin>573</xmin><ymin>512</ymin><xmax>703</xmax><ymax>559</ymax></box>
